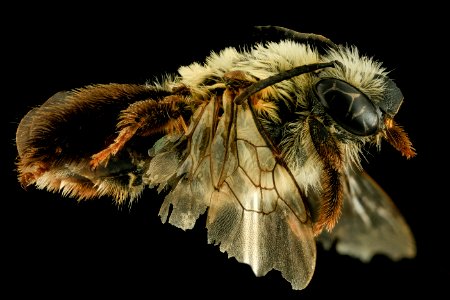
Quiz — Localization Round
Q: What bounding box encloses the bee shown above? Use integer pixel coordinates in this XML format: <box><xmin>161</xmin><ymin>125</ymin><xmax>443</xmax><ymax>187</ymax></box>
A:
<box><xmin>15</xmin><ymin>26</ymin><xmax>416</xmax><ymax>290</ymax></box>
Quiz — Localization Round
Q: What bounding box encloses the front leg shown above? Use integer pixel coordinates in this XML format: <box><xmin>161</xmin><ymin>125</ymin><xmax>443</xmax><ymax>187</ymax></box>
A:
<box><xmin>308</xmin><ymin>116</ymin><xmax>344</xmax><ymax>235</ymax></box>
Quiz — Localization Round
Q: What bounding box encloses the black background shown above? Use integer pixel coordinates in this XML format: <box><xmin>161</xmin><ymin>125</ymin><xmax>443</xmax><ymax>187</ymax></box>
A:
<box><xmin>3</xmin><ymin>3</ymin><xmax>447</xmax><ymax>298</ymax></box>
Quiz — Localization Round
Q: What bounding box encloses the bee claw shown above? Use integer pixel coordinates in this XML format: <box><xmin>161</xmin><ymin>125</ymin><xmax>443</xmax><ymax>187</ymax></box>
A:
<box><xmin>89</xmin><ymin>151</ymin><xmax>110</xmax><ymax>170</ymax></box>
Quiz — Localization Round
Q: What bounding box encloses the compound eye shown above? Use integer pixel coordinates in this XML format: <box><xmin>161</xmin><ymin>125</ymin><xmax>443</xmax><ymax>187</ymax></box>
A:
<box><xmin>314</xmin><ymin>78</ymin><xmax>379</xmax><ymax>136</ymax></box>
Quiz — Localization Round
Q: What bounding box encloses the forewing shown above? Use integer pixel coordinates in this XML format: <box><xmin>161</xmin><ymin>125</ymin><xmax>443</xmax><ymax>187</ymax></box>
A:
<box><xmin>155</xmin><ymin>99</ymin><xmax>215</xmax><ymax>230</ymax></box>
<box><xmin>155</xmin><ymin>89</ymin><xmax>316</xmax><ymax>290</ymax></box>
<box><xmin>318</xmin><ymin>167</ymin><xmax>416</xmax><ymax>262</ymax></box>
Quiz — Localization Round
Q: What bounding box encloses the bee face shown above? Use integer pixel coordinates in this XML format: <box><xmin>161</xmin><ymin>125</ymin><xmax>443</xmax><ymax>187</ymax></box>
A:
<box><xmin>14</xmin><ymin>26</ymin><xmax>416</xmax><ymax>291</ymax></box>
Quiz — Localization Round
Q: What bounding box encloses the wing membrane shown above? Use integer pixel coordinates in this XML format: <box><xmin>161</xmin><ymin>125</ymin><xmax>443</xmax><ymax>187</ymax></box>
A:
<box><xmin>151</xmin><ymin>89</ymin><xmax>315</xmax><ymax>290</ymax></box>
<box><xmin>318</xmin><ymin>167</ymin><xmax>416</xmax><ymax>262</ymax></box>
<box><xmin>157</xmin><ymin>101</ymin><xmax>215</xmax><ymax>230</ymax></box>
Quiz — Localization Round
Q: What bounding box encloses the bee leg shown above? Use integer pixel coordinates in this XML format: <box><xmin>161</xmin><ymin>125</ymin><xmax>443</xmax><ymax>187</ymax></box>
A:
<box><xmin>384</xmin><ymin>118</ymin><xmax>416</xmax><ymax>159</ymax></box>
<box><xmin>308</xmin><ymin>117</ymin><xmax>344</xmax><ymax>235</ymax></box>
<box><xmin>90</xmin><ymin>95</ymin><xmax>191</xmax><ymax>169</ymax></box>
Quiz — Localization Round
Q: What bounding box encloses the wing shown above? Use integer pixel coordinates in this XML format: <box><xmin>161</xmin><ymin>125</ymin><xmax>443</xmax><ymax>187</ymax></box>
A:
<box><xmin>149</xmin><ymin>89</ymin><xmax>316</xmax><ymax>290</ymax></box>
<box><xmin>317</xmin><ymin>167</ymin><xmax>416</xmax><ymax>262</ymax></box>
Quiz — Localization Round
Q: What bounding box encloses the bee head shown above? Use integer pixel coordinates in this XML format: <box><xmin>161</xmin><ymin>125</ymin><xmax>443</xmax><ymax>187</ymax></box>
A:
<box><xmin>313</xmin><ymin>67</ymin><xmax>414</xmax><ymax>158</ymax></box>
